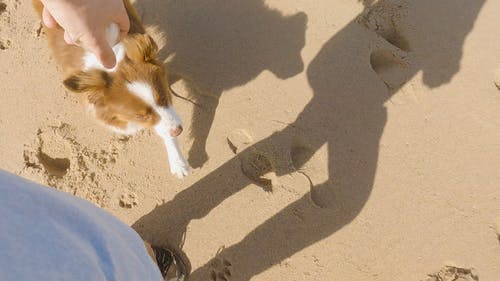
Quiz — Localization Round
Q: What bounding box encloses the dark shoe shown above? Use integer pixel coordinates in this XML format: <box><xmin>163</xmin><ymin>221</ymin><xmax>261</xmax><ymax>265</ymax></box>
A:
<box><xmin>151</xmin><ymin>245</ymin><xmax>188</xmax><ymax>281</ymax></box>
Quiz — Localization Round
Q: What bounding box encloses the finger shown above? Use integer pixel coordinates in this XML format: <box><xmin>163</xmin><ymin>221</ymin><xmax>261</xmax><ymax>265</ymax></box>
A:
<box><xmin>42</xmin><ymin>7</ymin><xmax>58</xmax><ymax>28</ymax></box>
<box><xmin>63</xmin><ymin>31</ymin><xmax>74</xmax><ymax>45</ymax></box>
<box><xmin>86</xmin><ymin>35</ymin><xmax>116</xmax><ymax>69</ymax></box>
<box><xmin>114</xmin><ymin>8</ymin><xmax>130</xmax><ymax>40</ymax></box>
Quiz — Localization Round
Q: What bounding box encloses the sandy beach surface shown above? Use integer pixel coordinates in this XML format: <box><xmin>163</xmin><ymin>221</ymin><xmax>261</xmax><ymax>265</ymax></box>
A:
<box><xmin>1</xmin><ymin>0</ymin><xmax>499</xmax><ymax>280</ymax></box>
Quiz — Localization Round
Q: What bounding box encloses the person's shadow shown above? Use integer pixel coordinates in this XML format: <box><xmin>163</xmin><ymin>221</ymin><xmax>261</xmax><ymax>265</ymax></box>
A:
<box><xmin>135</xmin><ymin>0</ymin><xmax>307</xmax><ymax>168</ymax></box>
<box><xmin>133</xmin><ymin>0</ymin><xmax>486</xmax><ymax>280</ymax></box>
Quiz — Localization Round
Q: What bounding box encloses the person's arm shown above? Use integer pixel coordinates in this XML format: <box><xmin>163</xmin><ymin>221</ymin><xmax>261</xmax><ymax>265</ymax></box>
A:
<box><xmin>41</xmin><ymin>0</ymin><xmax>130</xmax><ymax>68</ymax></box>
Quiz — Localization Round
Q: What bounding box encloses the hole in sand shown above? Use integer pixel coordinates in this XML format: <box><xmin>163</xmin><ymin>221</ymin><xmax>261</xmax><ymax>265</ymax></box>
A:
<box><xmin>37</xmin><ymin>152</ymin><xmax>70</xmax><ymax>177</ymax></box>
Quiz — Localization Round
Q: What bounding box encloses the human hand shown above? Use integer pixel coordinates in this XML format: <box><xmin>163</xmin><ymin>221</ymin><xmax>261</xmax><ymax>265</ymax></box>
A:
<box><xmin>41</xmin><ymin>0</ymin><xmax>130</xmax><ymax>68</ymax></box>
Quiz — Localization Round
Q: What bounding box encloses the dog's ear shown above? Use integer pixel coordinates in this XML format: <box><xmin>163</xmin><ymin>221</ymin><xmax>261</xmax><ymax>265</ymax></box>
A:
<box><xmin>123</xmin><ymin>34</ymin><xmax>159</xmax><ymax>64</ymax></box>
<box><xmin>63</xmin><ymin>70</ymin><xmax>112</xmax><ymax>93</ymax></box>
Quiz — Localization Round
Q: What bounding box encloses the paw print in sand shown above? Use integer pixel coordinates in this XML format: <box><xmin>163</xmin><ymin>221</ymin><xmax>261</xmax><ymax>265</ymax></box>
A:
<box><xmin>425</xmin><ymin>266</ymin><xmax>478</xmax><ymax>281</ymax></box>
<box><xmin>119</xmin><ymin>191</ymin><xmax>138</xmax><ymax>209</ymax></box>
<box><xmin>209</xmin><ymin>257</ymin><xmax>232</xmax><ymax>281</ymax></box>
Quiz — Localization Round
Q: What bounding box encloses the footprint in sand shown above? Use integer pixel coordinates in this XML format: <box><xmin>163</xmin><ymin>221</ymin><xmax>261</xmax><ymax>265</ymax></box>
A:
<box><xmin>21</xmin><ymin>123</ymin><xmax>121</xmax><ymax>207</ymax></box>
<box><xmin>209</xmin><ymin>257</ymin><xmax>232</xmax><ymax>281</ymax></box>
<box><xmin>36</xmin><ymin>151</ymin><xmax>71</xmax><ymax>178</ymax></box>
<box><xmin>359</xmin><ymin>0</ymin><xmax>410</xmax><ymax>51</ymax></box>
<box><xmin>370</xmin><ymin>48</ymin><xmax>409</xmax><ymax>90</ymax></box>
<box><xmin>290</xmin><ymin>138</ymin><xmax>330</xmax><ymax>209</ymax></box>
<box><xmin>227</xmin><ymin>129</ymin><xmax>277</xmax><ymax>192</ymax></box>
<box><xmin>23</xmin><ymin>127</ymin><xmax>73</xmax><ymax>179</ymax></box>
<box><xmin>424</xmin><ymin>266</ymin><xmax>478</xmax><ymax>281</ymax></box>
<box><xmin>228</xmin><ymin>129</ymin><xmax>331</xmax><ymax>207</ymax></box>
<box><xmin>359</xmin><ymin>0</ymin><xmax>411</xmax><ymax>90</ymax></box>
<box><xmin>239</xmin><ymin>152</ymin><xmax>275</xmax><ymax>192</ymax></box>
<box><xmin>290</xmin><ymin>140</ymin><xmax>313</xmax><ymax>171</ymax></box>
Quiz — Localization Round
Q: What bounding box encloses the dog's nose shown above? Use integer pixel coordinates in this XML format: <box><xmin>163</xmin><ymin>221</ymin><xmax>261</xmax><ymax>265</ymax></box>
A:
<box><xmin>169</xmin><ymin>125</ymin><xmax>183</xmax><ymax>137</ymax></box>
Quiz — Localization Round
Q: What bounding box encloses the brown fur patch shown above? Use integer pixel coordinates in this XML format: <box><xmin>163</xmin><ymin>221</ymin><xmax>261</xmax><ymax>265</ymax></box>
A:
<box><xmin>123</xmin><ymin>34</ymin><xmax>159</xmax><ymax>64</ymax></box>
<box><xmin>63</xmin><ymin>70</ymin><xmax>112</xmax><ymax>92</ymax></box>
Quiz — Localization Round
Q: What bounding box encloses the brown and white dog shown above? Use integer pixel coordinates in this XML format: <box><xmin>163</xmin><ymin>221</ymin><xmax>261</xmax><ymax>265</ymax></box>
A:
<box><xmin>33</xmin><ymin>0</ymin><xmax>189</xmax><ymax>177</ymax></box>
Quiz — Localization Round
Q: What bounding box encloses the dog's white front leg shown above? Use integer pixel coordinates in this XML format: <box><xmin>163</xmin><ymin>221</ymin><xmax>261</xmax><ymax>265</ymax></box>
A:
<box><xmin>155</xmin><ymin>125</ymin><xmax>188</xmax><ymax>178</ymax></box>
<box><xmin>157</xmin><ymin>133</ymin><xmax>189</xmax><ymax>178</ymax></box>
<box><xmin>154</xmin><ymin>106</ymin><xmax>189</xmax><ymax>178</ymax></box>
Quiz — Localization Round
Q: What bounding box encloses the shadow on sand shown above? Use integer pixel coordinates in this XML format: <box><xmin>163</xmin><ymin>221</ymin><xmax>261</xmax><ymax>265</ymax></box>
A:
<box><xmin>133</xmin><ymin>0</ymin><xmax>485</xmax><ymax>279</ymax></box>
<box><xmin>135</xmin><ymin>0</ymin><xmax>307</xmax><ymax>168</ymax></box>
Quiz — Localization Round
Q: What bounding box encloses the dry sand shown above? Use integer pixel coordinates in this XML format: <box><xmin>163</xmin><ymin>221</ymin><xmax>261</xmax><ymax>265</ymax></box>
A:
<box><xmin>1</xmin><ymin>0</ymin><xmax>500</xmax><ymax>280</ymax></box>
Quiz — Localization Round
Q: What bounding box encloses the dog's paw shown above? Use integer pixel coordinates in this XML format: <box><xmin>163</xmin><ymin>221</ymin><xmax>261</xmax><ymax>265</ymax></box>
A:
<box><xmin>169</xmin><ymin>157</ymin><xmax>189</xmax><ymax>178</ymax></box>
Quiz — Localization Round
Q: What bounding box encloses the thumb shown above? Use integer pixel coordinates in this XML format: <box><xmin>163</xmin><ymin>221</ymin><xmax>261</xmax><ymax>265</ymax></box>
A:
<box><xmin>85</xmin><ymin>35</ymin><xmax>116</xmax><ymax>69</ymax></box>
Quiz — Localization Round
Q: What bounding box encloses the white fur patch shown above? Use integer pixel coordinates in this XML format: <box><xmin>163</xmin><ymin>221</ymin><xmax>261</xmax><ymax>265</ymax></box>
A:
<box><xmin>126</xmin><ymin>81</ymin><xmax>183</xmax><ymax>130</ymax></box>
<box><xmin>126</xmin><ymin>82</ymin><xmax>156</xmax><ymax>105</ymax></box>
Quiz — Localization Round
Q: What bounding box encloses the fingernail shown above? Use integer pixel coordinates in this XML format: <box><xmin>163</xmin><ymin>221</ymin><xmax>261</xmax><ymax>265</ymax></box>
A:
<box><xmin>103</xmin><ymin>57</ymin><xmax>116</xmax><ymax>69</ymax></box>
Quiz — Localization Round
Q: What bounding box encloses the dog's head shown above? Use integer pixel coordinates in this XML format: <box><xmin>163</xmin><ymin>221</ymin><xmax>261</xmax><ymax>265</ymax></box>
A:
<box><xmin>63</xmin><ymin>34</ymin><xmax>182</xmax><ymax>136</ymax></box>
